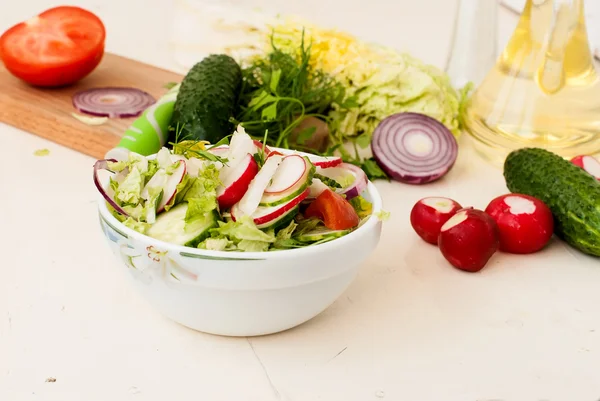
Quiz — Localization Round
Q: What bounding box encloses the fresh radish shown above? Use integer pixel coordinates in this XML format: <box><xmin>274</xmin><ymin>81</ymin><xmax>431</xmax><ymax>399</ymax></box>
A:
<box><xmin>231</xmin><ymin>188</ymin><xmax>310</xmax><ymax>227</ymax></box>
<box><xmin>265</xmin><ymin>155</ymin><xmax>308</xmax><ymax>194</ymax></box>
<box><xmin>371</xmin><ymin>112</ymin><xmax>458</xmax><ymax>184</ymax></box>
<box><xmin>438</xmin><ymin>208</ymin><xmax>500</xmax><ymax>272</ymax></box>
<box><xmin>308</xmin><ymin>155</ymin><xmax>343</xmax><ymax>169</ymax></box>
<box><xmin>484</xmin><ymin>194</ymin><xmax>554</xmax><ymax>254</ymax></box>
<box><xmin>154</xmin><ymin>160</ymin><xmax>186</xmax><ymax>212</ymax></box>
<box><xmin>410</xmin><ymin>197</ymin><xmax>462</xmax><ymax>245</ymax></box>
<box><xmin>217</xmin><ymin>154</ymin><xmax>259</xmax><ymax>210</ymax></box>
<box><xmin>571</xmin><ymin>155</ymin><xmax>600</xmax><ymax>180</ymax></box>
<box><xmin>234</xmin><ymin>154</ymin><xmax>284</xmax><ymax>217</ymax></box>
<box><xmin>93</xmin><ymin>159</ymin><xmax>129</xmax><ymax>216</ymax></box>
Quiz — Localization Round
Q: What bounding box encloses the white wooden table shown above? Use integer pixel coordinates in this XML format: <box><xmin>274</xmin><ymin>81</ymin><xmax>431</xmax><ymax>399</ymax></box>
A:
<box><xmin>1</xmin><ymin>1</ymin><xmax>599</xmax><ymax>400</ymax></box>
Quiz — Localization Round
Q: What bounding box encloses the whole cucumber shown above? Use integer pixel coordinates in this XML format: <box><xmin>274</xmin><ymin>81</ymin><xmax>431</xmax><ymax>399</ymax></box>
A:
<box><xmin>504</xmin><ymin>147</ymin><xmax>600</xmax><ymax>257</ymax></box>
<box><xmin>169</xmin><ymin>54</ymin><xmax>242</xmax><ymax>144</ymax></box>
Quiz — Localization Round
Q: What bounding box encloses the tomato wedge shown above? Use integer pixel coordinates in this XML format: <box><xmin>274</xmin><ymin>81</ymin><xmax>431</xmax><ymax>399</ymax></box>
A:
<box><xmin>0</xmin><ymin>6</ymin><xmax>106</xmax><ymax>87</ymax></box>
<box><xmin>305</xmin><ymin>188</ymin><xmax>360</xmax><ymax>230</ymax></box>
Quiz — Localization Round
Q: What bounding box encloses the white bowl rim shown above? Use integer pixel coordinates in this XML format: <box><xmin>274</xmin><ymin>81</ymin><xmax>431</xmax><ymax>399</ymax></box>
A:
<box><xmin>97</xmin><ymin>147</ymin><xmax>384</xmax><ymax>260</ymax></box>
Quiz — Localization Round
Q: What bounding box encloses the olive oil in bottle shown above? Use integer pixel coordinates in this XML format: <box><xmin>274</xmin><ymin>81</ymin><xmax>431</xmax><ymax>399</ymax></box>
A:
<box><xmin>465</xmin><ymin>0</ymin><xmax>600</xmax><ymax>165</ymax></box>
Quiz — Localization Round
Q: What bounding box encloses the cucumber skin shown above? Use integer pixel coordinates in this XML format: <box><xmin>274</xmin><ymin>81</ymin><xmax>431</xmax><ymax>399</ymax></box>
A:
<box><xmin>295</xmin><ymin>228</ymin><xmax>350</xmax><ymax>243</ymax></box>
<box><xmin>504</xmin><ymin>148</ymin><xmax>600</xmax><ymax>257</ymax></box>
<box><xmin>185</xmin><ymin>210</ymin><xmax>219</xmax><ymax>248</ymax></box>
<box><xmin>256</xmin><ymin>206</ymin><xmax>300</xmax><ymax>230</ymax></box>
<box><xmin>169</xmin><ymin>54</ymin><xmax>242</xmax><ymax>144</ymax></box>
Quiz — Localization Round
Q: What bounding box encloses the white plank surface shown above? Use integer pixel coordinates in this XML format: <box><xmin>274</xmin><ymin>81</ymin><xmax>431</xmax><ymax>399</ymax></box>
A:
<box><xmin>1</xmin><ymin>1</ymin><xmax>600</xmax><ymax>400</ymax></box>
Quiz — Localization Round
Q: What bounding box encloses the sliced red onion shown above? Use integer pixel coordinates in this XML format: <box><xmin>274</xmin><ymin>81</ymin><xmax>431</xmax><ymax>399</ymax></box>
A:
<box><xmin>371</xmin><ymin>112</ymin><xmax>458</xmax><ymax>184</ymax></box>
<box><xmin>73</xmin><ymin>87</ymin><xmax>156</xmax><ymax>118</ymax></box>
<box><xmin>93</xmin><ymin>159</ymin><xmax>129</xmax><ymax>216</ymax></box>
<box><xmin>317</xmin><ymin>163</ymin><xmax>368</xmax><ymax>200</ymax></box>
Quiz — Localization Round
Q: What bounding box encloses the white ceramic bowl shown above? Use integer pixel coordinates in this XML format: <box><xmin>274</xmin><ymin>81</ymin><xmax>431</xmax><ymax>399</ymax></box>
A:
<box><xmin>97</xmin><ymin>150</ymin><xmax>383</xmax><ymax>337</ymax></box>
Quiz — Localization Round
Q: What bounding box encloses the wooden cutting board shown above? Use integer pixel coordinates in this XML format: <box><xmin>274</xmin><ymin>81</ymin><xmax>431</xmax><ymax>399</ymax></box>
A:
<box><xmin>0</xmin><ymin>53</ymin><xmax>184</xmax><ymax>159</ymax></box>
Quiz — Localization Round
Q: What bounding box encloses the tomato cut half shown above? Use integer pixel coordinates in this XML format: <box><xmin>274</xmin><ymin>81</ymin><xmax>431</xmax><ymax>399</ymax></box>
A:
<box><xmin>0</xmin><ymin>6</ymin><xmax>106</xmax><ymax>87</ymax></box>
<box><xmin>304</xmin><ymin>188</ymin><xmax>360</xmax><ymax>230</ymax></box>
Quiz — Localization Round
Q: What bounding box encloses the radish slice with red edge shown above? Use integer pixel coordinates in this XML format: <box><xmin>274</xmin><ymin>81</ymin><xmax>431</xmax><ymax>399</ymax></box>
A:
<box><xmin>93</xmin><ymin>159</ymin><xmax>129</xmax><ymax>216</ymax></box>
<box><xmin>371</xmin><ymin>112</ymin><xmax>458</xmax><ymax>184</ymax></box>
<box><xmin>73</xmin><ymin>87</ymin><xmax>156</xmax><ymax>118</ymax></box>
<box><xmin>157</xmin><ymin>161</ymin><xmax>187</xmax><ymax>212</ymax></box>
<box><xmin>217</xmin><ymin>153</ymin><xmax>259</xmax><ymax>210</ymax></box>
<box><xmin>265</xmin><ymin>155</ymin><xmax>307</xmax><ymax>194</ymax></box>
<box><xmin>236</xmin><ymin>154</ymin><xmax>284</xmax><ymax>217</ymax></box>
<box><xmin>308</xmin><ymin>155</ymin><xmax>342</xmax><ymax>168</ymax></box>
<box><xmin>571</xmin><ymin>155</ymin><xmax>600</xmax><ymax>180</ymax></box>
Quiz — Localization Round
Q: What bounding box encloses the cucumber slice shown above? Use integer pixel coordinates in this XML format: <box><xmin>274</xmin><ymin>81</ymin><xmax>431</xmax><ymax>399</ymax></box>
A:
<box><xmin>295</xmin><ymin>225</ymin><xmax>351</xmax><ymax>243</ymax></box>
<box><xmin>259</xmin><ymin>157</ymin><xmax>315</xmax><ymax>207</ymax></box>
<box><xmin>147</xmin><ymin>203</ymin><xmax>218</xmax><ymax>247</ymax></box>
<box><xmin>256</xmin><ymin>206</ymin><xmax>300</xmax><ymax>230</ymax></box>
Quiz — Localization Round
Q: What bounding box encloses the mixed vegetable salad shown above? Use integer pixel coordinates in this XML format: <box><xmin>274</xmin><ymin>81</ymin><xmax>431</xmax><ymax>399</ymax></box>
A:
<box><xmin>94</xmin><ymin>126</ymin><xmax>379</xmax><ymax>252</ymax></box>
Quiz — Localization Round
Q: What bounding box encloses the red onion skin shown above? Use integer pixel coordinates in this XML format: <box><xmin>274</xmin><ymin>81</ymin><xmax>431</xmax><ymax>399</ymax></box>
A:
<box><xmin>335</xmin><ymin>163</ymin><xmax>369</xmax><ymax>200</ymax></box>
<box><xmin>371</xmin><ymin>112</ymin><xmax>458</xmax><ymax>185</ymax></box>
<box><xmin>93</xmin><ymin>159</ymin><xmax>129</xmax><ymax>216</ymax></box>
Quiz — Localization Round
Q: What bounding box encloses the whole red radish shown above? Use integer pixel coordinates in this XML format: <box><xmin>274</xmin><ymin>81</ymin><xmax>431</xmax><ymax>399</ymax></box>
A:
<box><xmin>438</xmin><ymin>208</ymin><xmax>499</xmax><ymax>272</ymax></box>
<box><xmin>410</xmin><ymin>197</ymin><xmax>462</xmax><ymax>244</ymax></box>
<box><xmin>571</xmin><ymin>155</ymin><xmax>600</xmax><ymax>180</ymax></box>
<box><xmin>484</xmin><ymin>194</ymin><xmax>554</xmax><ymax>254</ymax></box>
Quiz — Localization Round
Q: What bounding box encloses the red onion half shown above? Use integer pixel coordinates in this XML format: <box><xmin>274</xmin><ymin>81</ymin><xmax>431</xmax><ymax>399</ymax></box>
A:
<box><xmin>73</xmin><ymin>87</ymin><xmax>156</xmax><ymax>118</ymax></box>
<box><xmin>371</xmin><ymin>112</ymin><xmax>458</xmax><ymax>185</ymax></box>
<box><xmin>93</xmin><ymin>159</ymin><xmax>129</xmax><ymax>216</ymax></box>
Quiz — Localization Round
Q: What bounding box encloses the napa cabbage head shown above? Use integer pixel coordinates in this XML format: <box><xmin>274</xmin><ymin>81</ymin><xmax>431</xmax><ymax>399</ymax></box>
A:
<box><xmin>263</xmin><ymin>18</ymin><xmax>466</xmax><ymax>141</ymax></box>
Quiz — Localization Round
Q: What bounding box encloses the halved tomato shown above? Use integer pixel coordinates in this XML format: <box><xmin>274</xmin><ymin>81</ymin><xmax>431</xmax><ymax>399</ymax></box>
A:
<box><xmin>305</xmin><ymin>188</ymin><xmax>360</xmax><ymax>230</ymax></box>
<box><xmin>0</xmin><ymin>6</ymin><xmax>106</xmax><ymax>87</ymax></box>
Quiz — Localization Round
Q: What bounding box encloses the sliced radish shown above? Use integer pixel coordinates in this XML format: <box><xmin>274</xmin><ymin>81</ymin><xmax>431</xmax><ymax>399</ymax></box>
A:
<box><xmin>93</xmin><ymin>159</ymin><xmax>129</xmax><ymax>216</ymax></box>
<box><xmin>265</xmin><ymin>155</ymin><xmax>308</xmax><ymax>194</ymax></box>
<box><xmin>259</xmin><ymin>157</ymin><xmax>315</xmax><ymax>207</ymax></box>
<box><xmin>231</xmin><ymin>188</ymin><xmax>309</xmax><ymax>227</ymax></box>
<box><xmin>253</xmin><ymin>140</ymin><xmax>271</xmax><ymax>155</ymax></box>
<box><xmin>371</xmin><ymin>112</ymin><xmax>458</xmax><ymax>184</ymax></box>
<box><xmin>410</xmin><ymin>197</ymin><xmax>462</xmax><ymax>245</ymax></box>
<box><xmin>313</xmin><ymin>157</ymin><xmax>342</xmax><ymax>169</ymax></box>
<box><xmin>207</xmin><ymin>145</ymin><xmax>230</xmax><ymax>158</ymax></box>
<box><xmin>235</xmin><ymin>154</ymin><xmax>284</xmax><ymax>217</ymax></box>
<box><xmin>438</xmin><ymin>208</ymin><xmax>499</xmax><ymax>272</ymax></box>
<box><xmin>157</xmin><ymin>160</ymin><xmax>186</xmax><ymax>211</ymax></box>
<box><xmin>485</xmin><ymin>194</ymin><xmax>554</xmax><ymax>254</ymax></box>
<box><xmin>141</xmin><ymin>169</ymin><xmax>168</xmax><ymax>200</ymax></box>
<box><xmin>571</xmin><ymin>155</ymin><xmax>600</xmax><ymax>180</ymax></box>
<box><xmin>217</xmin><ymin>154</ymin><xmax>259</xmax><ymax>210</ymax></box>
<box><xmin>228</xmin><ymin>128</ymin><xmax>258</xmax><ymax>164</ymax></box>
<box><xmin>308</xmin><ymin>155</ymin><xmax>342</xmax><ymax>168</ymax></box>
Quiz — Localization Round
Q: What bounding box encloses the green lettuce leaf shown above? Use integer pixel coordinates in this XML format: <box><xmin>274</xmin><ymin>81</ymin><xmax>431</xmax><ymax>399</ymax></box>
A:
<box><xmin>115</xmin><ymin>167</ymin><xmax>143</xmax><ymax>205</ymax></box>
<box><xmin>211</xmin><ymin>216</ymin><xmax>276</xmax><ymax>243</ymax></box>
<box><xmin>349</xmin><ymin>195</ymin><xmax>373</xmax><ymax>219</ymax></box>
<box><xmin>237</xmin><ymin>239</ymin><xmax>271</xmax><ymax>252</ymax></box>
<box><xmin>197</xmin><ymin>238</ymin><xmax>236</xmax><ymax>251</ymax></box>
<box><xmin>183</xmin><ymin>164</ymin><xmax>220</xmax><ymax>226</ymax></box>
<box><xmin>123</xmin><ymin>217</ymin><xmax>151</xmax><ymax>234</ymax></box>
